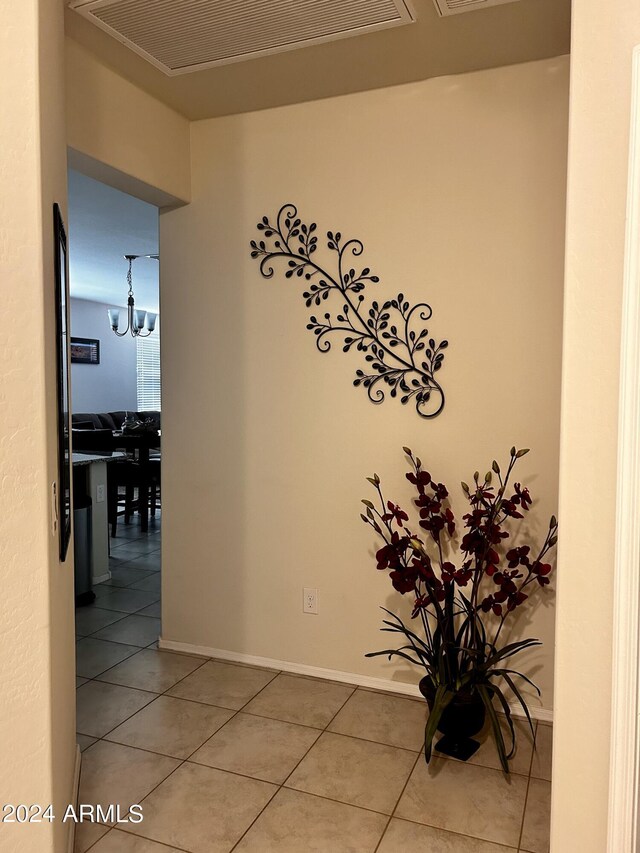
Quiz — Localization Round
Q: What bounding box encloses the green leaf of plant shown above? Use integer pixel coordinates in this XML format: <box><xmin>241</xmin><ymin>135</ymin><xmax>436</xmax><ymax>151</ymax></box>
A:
<box><xmin>423</xmin><ymin>685</ymin><xmax>454</xmax><ymax>764</ymax></box>
<box><xmin>483</xmin><ymin>639</ymin><xmax>541</xmax><ymax>670</ymax></box>
<box><xmin>477</xmin><ymin>684</ymin><xmax>510</xmax><ymax>773</ymax></box>
<box><xmin>365</xmin><ymin>649</ymin><xmax>425</xmax><ymax>667</ymax></box>
<box><xmin>487</xmin><ymin>682</ymin><xmax>517</xmax><ymax>760</ymax></box>
<box><xmin>500</xmin><ymin>672</ymin><xmax>536</xmax><ymax>739</ymax></box>
<box><xmin>380</xmin><ymin>609</ymin><xmax>432</xmax><ymax>653</ymax></box>
<box><xmin>489</xmin><ymin>668</ymin><xmax>541</xmax><ymax>697</ymax></box>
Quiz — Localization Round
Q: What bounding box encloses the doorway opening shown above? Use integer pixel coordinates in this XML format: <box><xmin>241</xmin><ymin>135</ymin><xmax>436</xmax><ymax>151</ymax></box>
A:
<box><xmin>68</xmin><ymin>169</ymin><xmax>163</xmax><ymax>709</ymax></box>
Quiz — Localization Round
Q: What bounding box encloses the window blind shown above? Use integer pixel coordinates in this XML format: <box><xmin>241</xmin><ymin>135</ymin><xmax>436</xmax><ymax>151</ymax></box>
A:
<box><xmin>136</xmin><ymin>331</ymin><xmax>161</xmax><ymax>411</ymax></box>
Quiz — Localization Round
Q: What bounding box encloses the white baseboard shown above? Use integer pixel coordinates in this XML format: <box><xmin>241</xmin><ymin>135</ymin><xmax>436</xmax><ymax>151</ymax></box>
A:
<box><xmin>67</xmin><ymin>745</ymin><xmax>81</xmax><ymax>853</ymax></box>
<box><xmin>158</xmin><ymin>637</ymin><xmax>553</xmax><ymax>723</ymax></box>
<box><xmin>93</xmin><ymin>571</ymin><xmax>110</xmax><ymax>585</ymax></box>
<box><xmin>527</xmin><ymin>706</ymin><xmax>553</xmax><ymax>724</ymax></box>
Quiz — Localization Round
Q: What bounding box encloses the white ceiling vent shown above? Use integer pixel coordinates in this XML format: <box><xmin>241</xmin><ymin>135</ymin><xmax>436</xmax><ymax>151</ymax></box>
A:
<box><xmin>432</xmin><ymin>0</ymin><xmax>522</xmax><ymax>15</ymax></box>
<box><xmin>68</xmin><ymin>0</ymin><xmax>415</xmax><ymax>76</ymax></box>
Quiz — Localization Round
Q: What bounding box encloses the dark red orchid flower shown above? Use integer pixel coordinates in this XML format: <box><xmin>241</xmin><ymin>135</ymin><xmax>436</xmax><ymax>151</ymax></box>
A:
<box><xmin>433</xmin><ymin>482</ymin><xmax>449</xmax><ymax>501</ymax></box>
<box><xmin>486</xmin><ymin>523</ymin><xmax>509</xmax><ymax>545</ymax></box>
<box><xmin>418</xmin><ymin>496</ymin><xmax>442</xmax><ymax>516</ymax></box>
<box><xmin>406</xmin><ymin>470</ymin><xmax>431</xmax><ymax>492</ymax></box>
<box><xmin>375</xmin><ymin>531</ymin><xmax>409</xmax><ymax>571</ymax></box>
<box><xmin>420</xmin><ymin>514</ymin><xmax>446</xmax><ymax>536</ymax></box>
<box><xmin>412</xmin><ymin>596</ymin><xmax>429</xmax><ymax>618</ymax></box>
<box><xmin>453</xmin><ymin>568</ymin><xmax>473</xmax><ymax>587</ymax></box>
<box><xmin>461</xmin><ymin>529</ymin><xmax>484</xmax><ymax>554</ymax></box>
<box><xmin>382</xmin><ymin>501</ymin><xmax>409</xmax><ymax>528</ymax></box>
<box><xmin>512</xmin><ymin>482</ymin><xmax>532</xmax><ymax>509</ymax></box>
<box><xmin>501</xmin><ymin>499</ymin><xmax>524</xmax><ymax>520</ymax></box>
<box><xmin>532</xmin><ymin>561</ymin><xmax>552</xmax><ymax>587</ymax></box>
<box><xmin>463</xmin><ymin>508</ymin><xmax>486</xmax><ymax>527</ymax></box>
<box><xmin>493</xmin><ymin>571</ymin><xmax>520</xmax><ymax>591</ymax></box>
<box><xmin>506</xmin><ymin>545</ymin><xmax>531</xmax><ymax>568</ymax></box>
<box><xmin>389</xmin><ymin>569</ymin><xmax>417</xmax><ymax>594</ymax></box>
<box><xmin>470</xmin><ymin>487</ymin><xmax>495</xmax><ymax>506</ymax></box>
<box><xmin>507</xmin><ymin>591</ymin><xmax>529</xmax><ymax>610</ymax></box>
<box><xmin>376</xmin><ymin>544</ymin><xmax>397</xmax><ymax>571</ymax></box>
<box><xmin>440</xmin><ymin>561</ymin><xmax>456</xmax><ymax>584</ymax></box>
<box><xmin>480</xmin><ymin>595</ymin><xmax>494</xmax><ymax>613</ymax></box>
<box><xmin>412</xmin><ymin>556</ymin><xmax>436</xmax><ymax>583</ymax></box>
<box><xmin>444</xmin><ymin>508</ymin><xmax>456</xmax><ymax>537</ymax></box>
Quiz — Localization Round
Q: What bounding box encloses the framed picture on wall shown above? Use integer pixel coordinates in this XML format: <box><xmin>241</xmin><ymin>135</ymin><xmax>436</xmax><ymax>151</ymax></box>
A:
<box><xmin>54</xmin><ymin>203</ymin><xmax>72</xmax><ymax>562</ymax></box>
<box><xmin>70</xmin><ymin>337</ymin><xmax>100</xmax><ymax>364</ymax></box>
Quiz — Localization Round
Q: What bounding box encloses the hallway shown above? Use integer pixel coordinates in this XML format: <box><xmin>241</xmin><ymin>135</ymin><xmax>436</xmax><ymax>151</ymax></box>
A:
<box><xmin>74</xmin><ymin>508</ymin><xmax>551</xmax><ymax>853</ymax></box>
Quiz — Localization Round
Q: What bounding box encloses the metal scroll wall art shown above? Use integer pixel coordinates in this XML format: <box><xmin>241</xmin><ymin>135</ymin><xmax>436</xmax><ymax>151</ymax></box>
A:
<box><xmin>249</xmin><ymin>204</ymin><xmax>448</xmax><ymax>419</ymax></box>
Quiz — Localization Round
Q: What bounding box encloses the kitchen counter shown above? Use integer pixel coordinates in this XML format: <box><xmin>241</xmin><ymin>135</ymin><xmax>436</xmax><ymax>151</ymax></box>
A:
<box><xmin>72</xmin><ymin>452</ymin><xmax>125</xmax><ymax>584</ymax></box>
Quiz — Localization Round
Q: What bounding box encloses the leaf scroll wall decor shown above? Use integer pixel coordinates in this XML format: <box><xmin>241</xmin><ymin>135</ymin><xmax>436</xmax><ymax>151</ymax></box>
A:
<box><xmin>249</xmin><ymin>204</ymin><xmax>448</xmax><ymax>419</ymax></box>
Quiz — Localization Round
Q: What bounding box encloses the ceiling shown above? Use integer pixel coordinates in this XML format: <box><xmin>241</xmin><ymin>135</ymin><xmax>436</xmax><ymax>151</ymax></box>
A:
<box><xmin>64</xmin><ymin>0</ymin><xmax>571</xmax><ymax>121</ymax></box>
<box><xmin>68</xmin><ymin>169</ymin><xmax>160</xmax><ymax>312</ymax></box>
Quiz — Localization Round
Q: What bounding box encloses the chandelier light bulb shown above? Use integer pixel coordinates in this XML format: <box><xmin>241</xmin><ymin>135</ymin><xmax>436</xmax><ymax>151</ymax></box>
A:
<box><xmin>107</xmin><ymin>308</ymin><xmax>120</xmax><ymax>331</ymax></box>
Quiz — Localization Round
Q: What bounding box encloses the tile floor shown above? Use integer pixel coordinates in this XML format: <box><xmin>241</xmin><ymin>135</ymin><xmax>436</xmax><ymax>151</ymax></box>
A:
<box><xmin>75</xmin><ymin>515</ymin><xmax>551</xmax><ymax>853</ymax></box>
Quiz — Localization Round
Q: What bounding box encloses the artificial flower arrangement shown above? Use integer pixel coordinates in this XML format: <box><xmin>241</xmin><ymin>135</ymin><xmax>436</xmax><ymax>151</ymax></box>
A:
<box><xmin>361</xmin><ymin>447</ymin><xmax>557</xmax><ymax>771</ymax></box>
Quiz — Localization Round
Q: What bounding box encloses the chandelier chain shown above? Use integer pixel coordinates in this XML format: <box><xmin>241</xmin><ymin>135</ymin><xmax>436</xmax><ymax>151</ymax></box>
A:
<box><xmin>127</xmin><ymin>258</ymin><xmax>134</xmax><ymax>298</ymax></box>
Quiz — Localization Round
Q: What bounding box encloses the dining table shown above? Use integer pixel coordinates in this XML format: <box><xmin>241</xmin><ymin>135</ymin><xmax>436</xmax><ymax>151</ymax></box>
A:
<box><xmin>112</xmin><ymin>429</ymin><xmax>161</xmax><ymax>532</ymax></box>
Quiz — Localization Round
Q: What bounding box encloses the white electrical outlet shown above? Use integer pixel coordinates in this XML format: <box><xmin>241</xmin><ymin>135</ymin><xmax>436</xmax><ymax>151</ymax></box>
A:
<box><xmin>96</xmin><ymin>484</ymin><xmax>105</xmax><ymax>504</ymax></box>
<box><xmin>303</xmin><ymin>587</ymin><xmax>318</xmax><ymax>614</ymax></box>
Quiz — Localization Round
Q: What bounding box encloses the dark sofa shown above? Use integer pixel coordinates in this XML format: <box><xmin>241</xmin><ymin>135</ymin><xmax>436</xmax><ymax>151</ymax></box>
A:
<box><xmin>72</xmin><ymin>411</ymin><xmax>161</xmax><ymax>431</ymax></box>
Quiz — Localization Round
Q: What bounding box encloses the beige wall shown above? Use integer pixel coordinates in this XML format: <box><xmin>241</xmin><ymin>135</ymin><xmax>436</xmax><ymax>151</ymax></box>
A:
<box><xmin>160</xmin><ymin>56</ymin><xmax>569</xmax><ymax>712</ymax></box>
<box><xmin>70</xmin><ymin>298</ymin><xmax>138</xmax><ymax>413</ymax></box>
<box><xmin>553</xmin><ymin>2</ymin><xmax>640</xmax><ymax>850</ymax></box>
<box><xmin>0</xmin><ymin>1</ymin><xmax>75</xmax><ymax>851</ymax></box>
<box><xmin>65</xmin><ymin>38</ymin><xmax>191</xmax><ymax>207</ymax></box>
<box><xmin>64</xmin><ymin>0</ymin><xmax>570</xmax><ymax>121</ymax></box>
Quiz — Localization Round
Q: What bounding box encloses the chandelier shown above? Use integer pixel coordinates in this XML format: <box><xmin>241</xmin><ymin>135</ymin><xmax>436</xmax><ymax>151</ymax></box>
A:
<box><xmin>107</xmin><ymin>254</ymin><xmax>159</xmax><ymax>338</ymax></box>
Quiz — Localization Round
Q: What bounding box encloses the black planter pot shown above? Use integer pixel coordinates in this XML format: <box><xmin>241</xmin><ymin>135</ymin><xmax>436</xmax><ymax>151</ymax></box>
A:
<box><xmin>419</xmin><ymin>676</ymin><xmax>486</xmax><ymax>761</ymax></box>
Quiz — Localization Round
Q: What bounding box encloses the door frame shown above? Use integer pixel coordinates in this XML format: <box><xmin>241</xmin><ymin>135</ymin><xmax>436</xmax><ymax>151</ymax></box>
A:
<box><xmin>608</xmin><ymin>43</ymin><xmax>640</xmax><ymax>853</ymax></box>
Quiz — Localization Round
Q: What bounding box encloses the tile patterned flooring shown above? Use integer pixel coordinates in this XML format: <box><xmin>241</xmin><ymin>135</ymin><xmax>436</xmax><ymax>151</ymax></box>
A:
<box><xmin>75</xmin><ymin>516</ymin><xmax>551</xmax><ymax>853</ymax></box>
